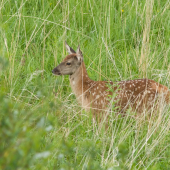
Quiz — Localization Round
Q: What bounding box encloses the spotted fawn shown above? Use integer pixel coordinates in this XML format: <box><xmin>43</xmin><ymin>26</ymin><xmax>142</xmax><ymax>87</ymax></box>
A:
<box><xmin>52</xmin><ymin>42</ymin><xmax>170</xmax><ymax>116</ymax></box>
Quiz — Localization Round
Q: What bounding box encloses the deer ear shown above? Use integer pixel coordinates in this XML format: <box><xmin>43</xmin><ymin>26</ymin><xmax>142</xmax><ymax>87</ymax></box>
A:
<box><xmin>76</xmin><ymin>45</ymin><xmax>83</xmax><ymax>62</ymax></box>
<box><xmin>65</xmin><ymin>41</ymin><xmax>76</xmax><ymax>54</ymax></box>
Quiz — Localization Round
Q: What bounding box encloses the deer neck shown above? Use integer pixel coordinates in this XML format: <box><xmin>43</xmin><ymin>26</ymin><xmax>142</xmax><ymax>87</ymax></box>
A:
<box><xmin>69</xmin><ymin>62</ymin><xmax>91</xmax><ymax>98</ymax></box>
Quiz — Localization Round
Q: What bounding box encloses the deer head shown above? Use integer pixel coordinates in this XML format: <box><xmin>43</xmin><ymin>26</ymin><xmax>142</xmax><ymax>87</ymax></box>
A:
<box><xmin>52</xmin><ymin>42</ymin><xmax>83</xmax><ymax>75</ymax></box>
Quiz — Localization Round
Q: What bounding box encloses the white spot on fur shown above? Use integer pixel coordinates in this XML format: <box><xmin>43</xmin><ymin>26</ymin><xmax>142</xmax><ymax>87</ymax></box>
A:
<box><xmin>96</xmin><ymin>95</ymin><xmax>100</xmax><ymax>99</ymax></box>
<box><xmin>151</xmin><ymin>94</ymin><xmax>155</xmax><ymax>97</ymax></box>
<box><xmin>148</xmin><ymin>97</ymin><xmax>153</xmax><ymax>101</ymax></box>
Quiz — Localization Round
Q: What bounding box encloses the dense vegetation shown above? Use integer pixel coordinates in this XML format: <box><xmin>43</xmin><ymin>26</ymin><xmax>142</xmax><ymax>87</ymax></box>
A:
<box><xmin>0</xmin><ymin>0</ymin><xmax>170</xmax><ymax>169</ymax></box>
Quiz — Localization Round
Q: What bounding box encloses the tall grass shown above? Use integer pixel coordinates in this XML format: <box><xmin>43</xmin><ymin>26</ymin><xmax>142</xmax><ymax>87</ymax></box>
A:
<box><xmin>0</xmin><ymin>0</ymin><xmax>170</xmax><ymax>169</ymax></box>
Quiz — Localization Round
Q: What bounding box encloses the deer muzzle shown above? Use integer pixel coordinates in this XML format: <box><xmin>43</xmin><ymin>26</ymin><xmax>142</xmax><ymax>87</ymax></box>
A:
<box><xmin>52</xmin><ymin>67</ymin><xmax>61</xmax><ymax>75</ymax></box>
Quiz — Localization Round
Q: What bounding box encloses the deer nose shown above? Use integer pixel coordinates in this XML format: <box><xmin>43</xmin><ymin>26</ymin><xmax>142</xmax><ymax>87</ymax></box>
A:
<box><xmin>52</xmin><ymin>69</ymin><xmax>56</xmax><ymax>74</ymax></box>
<box><xmin>52</xmin><ymin>67</ymin><xmax>61</xmax><ymax>75</ymax></box>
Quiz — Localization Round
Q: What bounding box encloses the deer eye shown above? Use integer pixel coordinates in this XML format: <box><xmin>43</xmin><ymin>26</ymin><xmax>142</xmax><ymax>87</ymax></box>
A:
<box><xmin>66</xmin><ymin>62</ymin><xmax>71</xmax><ymax>66</ymax></box>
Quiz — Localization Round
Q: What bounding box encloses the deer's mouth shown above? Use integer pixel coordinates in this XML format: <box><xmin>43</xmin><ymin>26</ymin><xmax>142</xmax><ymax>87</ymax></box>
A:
<box><xmin>52</xmin><ymin>67</ymin><xmax>61</xmax><ymax>75</ymax></box>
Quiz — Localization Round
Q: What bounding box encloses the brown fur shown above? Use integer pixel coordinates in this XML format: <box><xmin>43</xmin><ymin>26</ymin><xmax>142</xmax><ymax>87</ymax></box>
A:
<box><xmin>70</xmin><ymin>62</ymin><xmax>169</xmax><ymax>115</ymax></box>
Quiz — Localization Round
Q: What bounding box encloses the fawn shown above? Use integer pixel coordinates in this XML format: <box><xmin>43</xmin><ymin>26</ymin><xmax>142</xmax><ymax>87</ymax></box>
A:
<box><xmin>52</xmin><ymin>42</ymin><xmax>170</xmax><ymax>116</ymax></box>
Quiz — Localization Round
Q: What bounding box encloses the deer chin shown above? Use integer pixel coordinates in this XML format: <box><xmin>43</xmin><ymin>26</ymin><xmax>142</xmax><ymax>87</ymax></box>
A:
<box><xmin>53</xmin><ymin>73</ymin><xmax>61</xmax><ymax>76</ymax></box>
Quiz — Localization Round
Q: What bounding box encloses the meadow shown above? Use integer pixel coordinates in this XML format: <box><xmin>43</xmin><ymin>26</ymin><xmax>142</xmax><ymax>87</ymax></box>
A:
<box><xmin>0</xmin><ymin>0</ymin><xmax>170</xmax><ymax>169</ymax></box>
